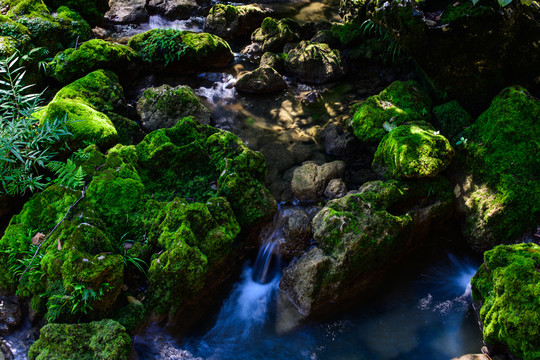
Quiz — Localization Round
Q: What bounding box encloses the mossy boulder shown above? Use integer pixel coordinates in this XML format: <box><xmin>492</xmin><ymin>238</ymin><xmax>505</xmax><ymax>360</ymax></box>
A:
<box><xmin>454</xmin><ymin>86</ymin><xmax>540</xmax><ymax>251</ymax></box>
<box><xmin>372</xmin><ymin>124</ymin><xmax>454</xmax><ymax>179</ymax></box>
<box><xmin>432</xmin><ymin>100</ymin><xmax>473</xmax><ymax>142</ymax></box>
<box><xmin>136</xmin><ymin>84</ymin><xmax>211</xmax><ymax>132</ymax></box>
<box><xmin>251</xmin><ymin>17</ymin><xmax>299</xmax><ymax>53</ymax></box>
<box><xmin>235</xmin><ymin>65</ymin><xmax>287</xmax><ymax>94</ymax></box>
<box><xmin>128</xmin><ymin>29</ymin><xmax>233</xmax><ymax>73</ymax></box>
<box><xmin>471</xmin><ymin>243</ymin><xmax>540</xmax><ymax>360</ymax></box>
<box><xmin>28</xmin><ymin>319</ymin><xmax>132</xmax><ymax>360</ymax></box>
<box><xmin>0</xmin><ymin>35</ymin><xmax>23</xmax><ymax>57</ymax></box>
<box><xmin>49</xmin><ymin>39</ymin><xmax>140</xmax><ymax>84</ymax></box>
<box><xmin>280</xmin><ymin>177</ymin><xmax>454</xmax><ymax>315</ymax></box>
<box><xmin>204</xmin><ymin>4</ymin><xmax>270</xmax><ymax>39</ymax></box>
<box><xmin>349</xmin><ymin>80</ymin><xmax>432</xmax><ymax>146</ymax></box>
<box><xmin>284</xmin><ymin>41</ymin><xmax>346</xmax><ymax>84</ymax></box>
<box><xmin>260</xmin><ymin>51</ymin><xmax>284</xmax><ymax>73</ymax></box>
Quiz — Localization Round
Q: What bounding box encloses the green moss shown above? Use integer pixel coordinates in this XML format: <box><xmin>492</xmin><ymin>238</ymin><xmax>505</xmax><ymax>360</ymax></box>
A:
<box><xmin>440</xmin><ymin>0</ymin><xmax>494</xmax><ymax>24</ymax></box>
<box><xmin>44</xmin><ymin>0</ymin><xmax>108</xmax><ymax>25</ymax></box>
<box><xmin>0</xmin><ymin>34</ymin><xmax>24</xmax><ymax>57</ymax></box>
<box><xmin>373</xmin><ymin>124</ymin><xmax>454</xmax><ymax>179</ymax></box>
<box><xmin>28</xmin><ymin>319</ymin><xmax>132</xmax><ymax>360</ymax></box>
<box><xmin>251</xmin><ymin>17</ymin><xmax>299</xmax><ymax>53</ymax></box>
<box><xmin>462</xmin><ymin>86</ymin><xmax>540</xmax><ymax>246</ymax></box>
<box><xmin>349</xmin><ymin>80</ymin><xmax>432</xmax><ymax>145</ymax></box>
<box><xmin>471</xmin><ymin>243</ymin><xmax>540</xmax><ymax>360</ymax></box>
<box><xmin>49</xmin><ymin>39</ymin><xmax>139</xmax><ymax>84</ymax></box>
<box><xmin>1</xmin><ymin>0</ymin><xmax>49</xmax><ymax>18</ymax></box>
<box><xmin>432</xmin><ymin>100</ymin><xmax>472</xmax><ymax>141</ymax></box>
<box><xmin>0</xmin><ymin>14</ymin><xmax>31</xmax><ymax>40</ymax></box>
<box><xmin>330</xmin><ymin>21</ymin><xmax>363</xmax><ymax>46</ymax></box>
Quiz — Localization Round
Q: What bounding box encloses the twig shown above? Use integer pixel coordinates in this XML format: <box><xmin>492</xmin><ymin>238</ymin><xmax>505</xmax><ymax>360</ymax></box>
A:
<box><xmin>19</xmin><ymin>186</ymin><xmax>86</xmax><ymax>281</ymax></box>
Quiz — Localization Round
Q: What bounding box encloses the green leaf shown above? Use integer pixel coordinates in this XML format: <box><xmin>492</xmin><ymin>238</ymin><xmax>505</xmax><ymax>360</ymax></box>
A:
<box><xmin>498</xmin><ymin>0</ymin><xmax>513</xmax><ymax>6</ymax></box>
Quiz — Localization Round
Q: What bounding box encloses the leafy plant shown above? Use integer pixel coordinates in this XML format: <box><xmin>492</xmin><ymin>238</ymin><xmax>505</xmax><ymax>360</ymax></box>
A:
<box><xmin>46</xmin><ymin>282</ymin><xmax>112</xmax><ymax>322</ymax></box>
<box><xmin>139</xmin><ymin>29</ymin><xmax>189</xmax><ymax>66</ymax></box>
<box><xmin>0</xmin><ymin>53</ymin><xmax>71</xmax><ymax>195</ymax></box>
<box><xmin>360</xmin><ymin>19</ymin><xmax>401</xmax><ymax>62</ymax></box>
<box><xmin>47</xmin><ymin>159</ymin><xmax>86</xmax><ymax>190</ymax></box>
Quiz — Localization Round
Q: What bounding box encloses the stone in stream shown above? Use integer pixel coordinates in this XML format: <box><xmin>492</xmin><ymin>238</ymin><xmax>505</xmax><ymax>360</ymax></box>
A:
<box><xmin>320</xmin><ymin>121</ymin><xmax>361</xmax><ymax>156</ymax></box>
<box><xmin>204</xmin><ymin>4</ymin><xmax>271</xmax><ymax>39</ymax></box>
<box><xmin>251</xmin><ymin>17</ymin><xmax>299</xmax><ymax>53</ymax></box>
<box><xmin>284</xmin><ymin>41</ymin><xmax>346</xmax><ymax>84</ymax></box>
<box><xmin>136</xmin><ymin>84</ymin><xmax>211</xmax><ymax>132</ymax></box>
<box><xmin>280</xmin><ymin>177</ymin><xmax>454</xmax><ymax>315</ymax></box>
<box><xmin>148</xmin><ymin>0</ymin><xmax>200</xmax><ymax>20</ymax></box>
<box><xmin>235</xmin><ymin>65</ymin><xmax>287</xmax><ymax>94</ymax></box>
<box><xmin>260</xmin><ymin>52</ymin><xmax>285</xmax><ymax>74</ymax></box>
<box><xmin>291</xmin><ymin>161</ymin><xmax>345</xmax><ymax>201</ymax></box>
<box><xmin>0</xmin><ymin>297</ymin><xmax>22</xmax><ymax>335</ymax></box>
<box><xmin>105</xmin><ymin>0</ymin><xmax>148</xmax><ymax>24</ymax></box>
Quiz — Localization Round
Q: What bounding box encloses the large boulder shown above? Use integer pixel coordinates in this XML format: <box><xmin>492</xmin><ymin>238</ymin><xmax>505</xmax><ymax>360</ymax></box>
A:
<box><xmin>204</xmin><ymin>4</ymin><xmax>270</xmax><ymax>39</ymax></box>
<box><xmin>349</xmin><ymin>80</ymin><xmax>432</xmax><ymax>146</ymax></box>
<box><xmin>372</xmin><ymin>124</ymin><xmax>454</xmax><ymax>179</ymax></box>
<box><xmin>453</xmin><ymin>86</ymin><xmax>540</xmax><ymax>251</ymax></box>
<box><xmin>0</xmin><ymin>118</ymin><xmax>275</xmax><ymax>323</ymax></box>
<box><xmin>48</xmin><ymin>39</ymin><xmax>140</xmax><ymax>84</ymax></box>
<box><xmin>251</xmin><ymin>17</ymin><xmax>299</xmax><ymax>53</ymax></box>
<box><xmin>471</xmin><ymin>243</ymin><xmax>540</xmax><ymax>360</ymax></box>
<box><xmin>291</xmin><ymin>161</ymin><xmax>345</xmax><ymax>201</ymax></box>
<box><xmin>148</xmin><ymin>0</ymin><xmax>199</xmax><ymax>20</ymax></box>
<box><xmin>369</xmin><ymin>0</ymin><xmax>540</xmax><ymax>110</ymax></box>
<box><xmin>284</xmin><ymin>41</ymin><xmax>346</xmax><ymax>84</ymax></box>
<box><xmin>104</xmin><ymin>0</ymin><xmax>148</xmax><ymax>24</ymax></box>
<box><xmin>136</xmin><ymin>84</ymin><xmax>211</xmax><ymax>132</ymax></box>
<box><xmin>235</xmin><ymin>65</ymin><xmax>287</xmax><ymax>94</ymax></box>
<box><xmin>128</xmin><ymin>29</ymin><xmax>234</xmax><ymax>73</ymax></box>
<box><xmin>280</xmin><ymin>177</ymin><xmax>454</xmax><ymax>315</ymax></box>
<box><xmin>28</xmin><ymin>319</ymin><xmax>132</xmax><ymax>360</ymax></box>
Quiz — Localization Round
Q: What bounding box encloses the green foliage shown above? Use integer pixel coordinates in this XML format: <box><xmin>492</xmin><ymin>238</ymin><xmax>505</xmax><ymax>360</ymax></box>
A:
<box><xmin>0</xmin><ymin>54</ymin><xmax>71</xmax><ymax>195</ymax></box>
<box><xmin>46</xmin><ymin>282</ymin><xmax>112</xmax><ymax>322</ymax></box>
<box><xmin>139</xmin><ymin>28</ymin><xmax>189</xmax><ymax>66</ymax></box>
<box><xmin>0</xmin><ymin>237</ymin><xmax>43</xmax><ymax>283</ymax></box>
<box><xmin>47</xmin><ymin>159</ymin><xmax>86</xmax><ymax>190</ymax></box>
<box><xmin>360</xmin><ymin>19</ymin><xmax>401</xmax><ymax>61</ymax></box>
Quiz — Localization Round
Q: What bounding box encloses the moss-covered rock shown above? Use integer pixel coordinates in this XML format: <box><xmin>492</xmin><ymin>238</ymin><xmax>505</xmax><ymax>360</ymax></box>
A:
<box><xmin>49</xmin><ymin>39</ymin><xmax>140</xmax><ymax>84</ymax></box>
<box><xmin>454</xmin><ymin>86</ymin><xmax>540</xmax><ymax>251</ymax></box>
<box><xmin>43</xmin><ymin>0</ymin><xmax>108</xmax><ymax>25</ymax></box>
<box><xmin>28</xmin><ymin>319</ymin><xmax>132</xmax><ymax>360</ymax></box>
<box><xmin>204</xmin><ymin>4</ymin><xmax>269</xmax><ymax>39</ymax></box>
<box><xmin>235</xmin><ymin>65</ymin><xmax>287</xmax><ymax>94</ymax></box>
<box><xmin>471</xmin><ymin>243</ymin><xmax>540</xmax><ymax>360</ymax></box>
<box><xmin>284</xmin><ymin>41</ymin><xmax>346</xmax><ymax>84</ymax></box>
<box><xmin>372</xmin><ymin>124</ymin><xmax>454</xmax><ymax>179</ymax></box>
<box><xmin>128</xmin><ymin>29</ymin><xmax>233</xmax><ymax>73</ymax></box>
<box><xmin>260</xmin><ymin>51</ymin><xmax>284</xmax><ymax>73</ymax></box>
<box><xmin>432</xmin><ymin>100</ymin><xmax>473</xmax><ymax>142</ymax></box>
<box><xmin>251</xmin><ymin>17</ymin><xmax>299</xmax><ymax>53</ymax></box>
<box><xmin>279</xmin><ymin>177</ymin><xmax>454</xmax><ymax>315</ymax></box>
<box><xmin>349</xmin><ymin>80</ymin><xmax>432</xmax><ymax>146</ymax></box>
<box><xmin>136</xmin><ymin>84</ymin><xmax>211</xmax><ymax>132</ymax></box>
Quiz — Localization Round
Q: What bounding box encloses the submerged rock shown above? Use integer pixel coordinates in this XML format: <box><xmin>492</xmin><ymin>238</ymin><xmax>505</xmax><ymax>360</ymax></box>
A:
<box><xmin>471</xmin><ymin>243</ymin><xmax>540</xmax><ymax>360</ymax></box>
<box><xmin>48</xmin><ymin>39</ymin><xmax>140</xmax><ymax>84</ymax></box>
<box><xmin>454</xmin><ymin>86</ymin><xmax>540</xmax><ymax>251</ymax></box>
<box><xmin>136</xmin><ymin>84</ymin><xmax>211</xmax><ymax>132</ymax></box>
<box><xmin>320</xmin><ymin>121</ymin><xmax>361</xmax><ymax>156</ymax></box>
<box><xmin>284</xmin><ymin>41</ymin><xmax>346</xmax><ymax>84</ymax></box>
<box><xmin>349</xmin><ymin>80</ymin><xmax>432</xmax><ymax>146</ymax></box>
<box><xmin>291</xmin><ymin>161</ymin><xmax>345</xmax><ymax>201</ymax></box>
<box><xmin>280</xmin><ymin>177</ymin><xmax>454</xmax><ymax>315</ymax></box>
<box><xmin>251</xmin><ymin>17</ymin><xmax>299</xmax><ymax>53</ymax></box>
<box><xmin>28</xmin><ymin>319</ymin><xmax>132</xmax><ymax>360</ymax></box>
<box><xmin>204</xmin><ymin>4</ymin><xmax>270</xmax><ymax>39</ymax></box>
<box><xmin>260</xmin><ymin>52</ymin><xmax>284</xmax><ymax>73</ymax></box>
<box><xmin>372</xmin><ymin>124</ymin><xmax>454</xmax><ymax>179</ymax></box>
<box><xmin>104</xmin><ymin>0</ymin><xmax>148</xmax><ymax>24</ymax></box>
<box><xmin>235</xmin><ymin>65</ymin><xmax>287</xmax><ymax>94</ymax></box>
<box><xmin>128</xmin><ymin>29</ymin><xmax>234</xmax><ymax>73</ymax></box>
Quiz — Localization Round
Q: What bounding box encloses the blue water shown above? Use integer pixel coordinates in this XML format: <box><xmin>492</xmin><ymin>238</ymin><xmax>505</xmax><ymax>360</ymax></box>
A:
<box><xmin>134</xmin><ymin>243</ymin><xmax>483</xmax><ymax>360</ymax></box>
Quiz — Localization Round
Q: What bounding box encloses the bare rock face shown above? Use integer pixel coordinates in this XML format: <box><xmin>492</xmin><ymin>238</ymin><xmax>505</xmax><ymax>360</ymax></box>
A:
<box><xmin>324</xmin><ymin>179</ymin><xmax>347</xmax><ymax>199</ymax></box>
<box><xmin>291</xmin><ymin>161</ymin><xmax>345</xmax><ymax>201</ymax></box>
<box><xmin>235</xmin><ymin>66</ymin><xmax>287</xmax><ymax>94</ymax></box>
<box><xmin>204</xmin><ymin>4</ymin><xmax>271</xmax><ymax>39</ymax></box>
<box><xmin>105</xmin><ymin>0</ymin><xmax>148</xmax><ymax>24</ymax></box>
<box><xmin>148</xmin><ymin>0</ymin><xmax>199</xmax><ymax>20</ymax></box>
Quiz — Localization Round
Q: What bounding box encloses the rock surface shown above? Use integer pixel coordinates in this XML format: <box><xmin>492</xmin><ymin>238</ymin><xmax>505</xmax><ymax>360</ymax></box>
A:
<box><xmin>291</xmin><ymin>161</ymin><xmax>345</xmax><ymax>201</ymax></box>
<box><xmin>235</xmin><ymin>65</ymin><xmax>287</xmax><ymax>94</ymax></box>
<box><xmin>0</xmin><ymin>297</ymin><xmax>22</xmax><ymax>335</ymax></box>
<box><xmin>204</xmin><ymin>4</ymin><xmax>269</xmax><ymax>39</ymax></box>
<box><xmin>251</xmin><ymin>17</ymin><xmax>299</xmax><ymax>53</ymax></box>
<box><xmin>148</xmin><ymin>0</ymin><xmax>199</xmax><ymax>20</ymax></box>
<box><xmin>104</xmin><ymin>0</ymin><xmax>148</xmax><ymax>24</ymax></box>
<box><xmin>285</xmin><ymin>41</ymin><xmax>346</xmax><ymax>84</ymax></box>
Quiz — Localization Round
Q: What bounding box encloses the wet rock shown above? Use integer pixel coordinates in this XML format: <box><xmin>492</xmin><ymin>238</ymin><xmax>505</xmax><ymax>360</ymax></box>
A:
<box><xmin>204</xmin><ymin>4</ymin><xmax>270</xmax><ymax>39</ymax></box>
<box><xmin>136</xmin><ymin>84</ymin><xmax>211</xmax><ymax>132</ymax></box>
<box><xmin>0</xmin><ymin>337</ymin><xmax>14</xmax><ymax>360</ymax></box>
<box><xmin>235</xmin><ymin>65</ymin><xmax>287</xmax><ymax>94</ymax></box>
<box><xmin>241</xmin><ymin>42</ymin><xmax>263</xmax><ymax>61</ymax></box>
<box><xmin>471</xmin><ymin>243</ymin><xmax>540</xmax><ymax>360</ymax></box>
<box><xmin>451</xmin><ymin>355</ymin><xmax>490</xmax><ymax>360</ymax></box>
<box><xmin>0</xmin><ymin>297</ymin><xmax>22</xmax><ymax>335</ymax></box>
<box><xmin>105</xmin><ymin>0</ymin><xmax>148</xmax><ymax>24</ymax></box>
<box><xmin>260</xmin><ymin>52</ymin><xmax>284</xmax><ymax>74</ymax></box>
<box><xmin>288</xmin><ymin>143</ymin><xmax>313</xmax><ymax>164</ymax></box>
<box><xmin>285</xmin><ymin>41</ymin><xmax>346</xmax><ymax>84</ymax></box>
<box><xmin>280</xmin><ymin>177</ymin><xmax>454</xmax><ymax>315</ymax></box>
<box><xmin>279</xmin><ymin>208</ymin><xmax>312</xmax><ymax>260</ymax></box>
<box><xmin>251</xmin><ymin>17</ymin><xmax>299</xmax><ymax>53</ymax></box>
<box><xmin>324</xmin><ymin>179</ymin><xmax>347</xmax><ymax>199</ymax></box>
<box><xmin>148</xmin><ymin>0</ymin><xmax>199</xmax><ymax>20</ymax></box>
<box><xmin>372</xmin><ymin>124</ymin><xmax>454</xmax><ymax>179</ymax></box>
<box><xmin>310</xmin><ymin>29</ymin><xmax>339</xmax><ymax>48</ymax></box>
<box><xmin>291</xmin><ymin>161</ymin><xmax>345</xmax><ymax>201</ymax></box>
<box><xmin>320</xmin><ymin>122</ymin><xmax>361</xmax><ymax>156</ymax></box>
<box><xmin>260</xmin><ymin>142</ymin><xmax>296</xmax><ymax>173</ymax></box>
